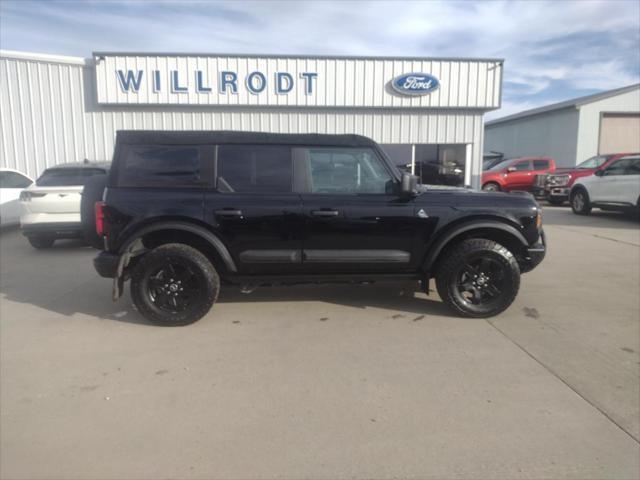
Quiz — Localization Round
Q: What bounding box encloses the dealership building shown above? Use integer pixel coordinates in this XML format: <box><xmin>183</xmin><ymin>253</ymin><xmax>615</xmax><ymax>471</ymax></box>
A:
<box><xmin>0</xmin><ymin>50</ymin><xmax>504</xmax><ymax>188</ymax></box>
<box><xmin>485</xmin><ymin>84</ymin><xmax>640</xmax><ymax>167</ymax></box>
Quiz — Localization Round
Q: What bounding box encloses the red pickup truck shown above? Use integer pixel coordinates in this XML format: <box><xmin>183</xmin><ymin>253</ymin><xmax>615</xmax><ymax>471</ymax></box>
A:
<box><xmin>543</xmin><ymin>153</ymin><xmax>637</xmax><ymax>205</ymax></box>
<box><xmin>482</xmin><ymin>157</ymin><xmax>556</xmax><ymax>192</ymax></box>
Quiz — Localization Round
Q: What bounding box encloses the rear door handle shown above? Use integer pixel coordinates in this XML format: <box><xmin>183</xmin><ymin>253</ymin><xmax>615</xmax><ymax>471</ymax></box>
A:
<box><xmin>311</xmin><ymin>210</ymin><xmax>339</xmax><ymax>217</ymax></box>
<box><xmin>215</xmin><ymin>209</ymin><xmax>243</xmax><ymax>217</ymax></box>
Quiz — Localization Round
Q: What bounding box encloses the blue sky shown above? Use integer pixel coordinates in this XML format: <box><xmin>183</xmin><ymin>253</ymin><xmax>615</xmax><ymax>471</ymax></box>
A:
<box><xmin>1</xmin><ymin>0</ymin><xmax>638</xmax><ymax>119</ymax></box>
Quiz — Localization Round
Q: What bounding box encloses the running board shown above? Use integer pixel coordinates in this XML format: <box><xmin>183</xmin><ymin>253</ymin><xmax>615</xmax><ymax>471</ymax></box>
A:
<box><xmin>226</xmin><ymin>273</ymin><xmax>422</xmax><ymax>286</ymax></box>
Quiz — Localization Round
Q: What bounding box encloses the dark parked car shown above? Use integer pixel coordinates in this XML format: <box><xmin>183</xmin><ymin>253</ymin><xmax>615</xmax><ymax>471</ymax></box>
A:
<box><xmin>90</xmin><ymin>131</ymin><xmax>546</xmax><ymax>325</ymax></box>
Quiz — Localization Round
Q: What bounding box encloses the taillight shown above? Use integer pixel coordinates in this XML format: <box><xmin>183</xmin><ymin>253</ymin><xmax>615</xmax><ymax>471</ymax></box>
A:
<box><xmin>95</xmin><ymin>201</ymin><xmax>106</xmax><ymax>236</ymax></box>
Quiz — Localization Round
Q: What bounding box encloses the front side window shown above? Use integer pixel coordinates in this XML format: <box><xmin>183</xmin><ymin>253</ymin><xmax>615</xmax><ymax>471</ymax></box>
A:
<box><xmin>118</xmin><ymin>146</ymin><xmax>204</xmax><ymax>187</ymax></box>
<box><xmin>0</xmin><ymin>171</ymin><xmax>32</xmax><ymax>188</ymax></box>
<box><xmin>37</xmin><ymin>168</ymin><xmax>106</xmax><ymax>187</ymax></box>
<box><xmin>217</xmin><ymin>145</ymin><xmax>292</xmax><ymax>193</ymax></box>
<box><xmin>299</xmin><ymin>147</ymin><xmax>394</xmax><ymax>194</ymax></box>
<box><xmin>603</xmin><ymin>158</ymin><xmax>633</xmax><ymax>176</ymax></box>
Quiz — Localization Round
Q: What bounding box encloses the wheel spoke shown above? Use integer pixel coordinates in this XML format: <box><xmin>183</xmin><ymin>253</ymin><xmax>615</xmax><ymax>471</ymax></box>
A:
<box><xmin>484</xmin><ymin>283</ymin><xmax>501</xmax><ymax>298</ymax></box>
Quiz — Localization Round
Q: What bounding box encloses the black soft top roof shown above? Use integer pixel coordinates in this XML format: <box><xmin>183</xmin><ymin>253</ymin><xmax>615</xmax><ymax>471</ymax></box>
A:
<box><xmin>115</xmin><ymin>130</ymin><xmax>380</xmax><ymax>148</ymax></box>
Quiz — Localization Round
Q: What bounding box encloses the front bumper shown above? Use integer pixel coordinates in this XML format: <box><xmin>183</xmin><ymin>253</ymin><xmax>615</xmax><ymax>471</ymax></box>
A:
<box><xmin>94</xmin><ymin>251</ymin><xmax>119</xmax><ymax>278</ymax></box>
<box><xmin>521</xmin><ymin>229</ymin><xmax>546</xmax><ymax>273</ymax></box>
<box><xmin>546</xmin><ymin>187</ymin><xmax>570</xmax><ymax>199</ymax></box>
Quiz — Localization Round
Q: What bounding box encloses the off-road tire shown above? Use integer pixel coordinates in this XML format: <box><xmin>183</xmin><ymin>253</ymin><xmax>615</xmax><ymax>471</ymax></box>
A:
<box><xmin>81</xmin><ymin>174</ymin><xmax>108</xmax><ymax>249</ymax></box>
<box><xmin>27</xmin><ymin>236</ymin><xmax>55</xmax><ymax>249</ymax></box>
<box><xmin>570</xmin><ymin>188</ymin><xmax>592</xmax><ymax>215</ymax></box>
<box><xmin>130</xmin><ymin>243</ymin><xmax>220</xmax><ymax>326</ymax></box>
<box><xmin>435</xmin><ymin>238</ymin><xmax>520</xmax><ymax>318</ymax></box>
<box><xmin>482</xmin><ymin>182</ymin><xmax>501</xmax><ymax>192</ymax></box>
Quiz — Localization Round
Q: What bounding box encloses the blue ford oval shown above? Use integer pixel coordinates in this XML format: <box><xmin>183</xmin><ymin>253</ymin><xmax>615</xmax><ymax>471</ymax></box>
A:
<box><xmin>391</xmin><ymin>73</ymin><xmax>440</xmax><ymax>96</ymax></box>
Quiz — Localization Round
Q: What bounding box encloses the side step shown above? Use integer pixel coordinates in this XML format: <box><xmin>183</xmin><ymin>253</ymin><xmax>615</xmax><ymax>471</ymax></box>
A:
<box><xmin>226</xmin><ymin>273</ymin><xmax>422</xmax><ymax>287</ymax></box>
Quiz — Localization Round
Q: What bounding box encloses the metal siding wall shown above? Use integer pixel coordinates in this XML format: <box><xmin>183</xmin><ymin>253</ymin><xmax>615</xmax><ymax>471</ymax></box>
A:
<box><xmin>1</xmin><ymin>54</ymin><xmax>485</xmax><ymax>188</ymax></box>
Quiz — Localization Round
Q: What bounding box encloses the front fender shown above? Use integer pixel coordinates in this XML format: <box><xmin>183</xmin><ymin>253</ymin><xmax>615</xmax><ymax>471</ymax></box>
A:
<box><xmin>422</xmin><ymin>220</ymin><xmax>529</xmax><ymax>272</ymax></box>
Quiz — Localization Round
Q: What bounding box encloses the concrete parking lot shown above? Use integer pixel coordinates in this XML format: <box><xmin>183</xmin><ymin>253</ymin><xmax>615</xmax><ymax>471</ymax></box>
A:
<box><xmin>1</xmin><ymin>206</ymin><xmax>639</xmax><ymax>480</ymax></box>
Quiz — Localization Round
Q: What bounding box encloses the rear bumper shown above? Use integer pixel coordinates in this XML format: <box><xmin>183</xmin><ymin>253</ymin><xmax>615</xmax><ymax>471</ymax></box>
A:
<box><xmin>521</xmin><ymin>229</ymin><xmax>546</xmax><ymax>273</ymax></box>
<box><xmin>94</xmin><ymin>251</ymin><xmax>120</xmax><ymax>278</ymax></box>
<box><xmin>21</xmin><ymin>221</ymin><xmax>82</xmax><ymax>238</ymax></box>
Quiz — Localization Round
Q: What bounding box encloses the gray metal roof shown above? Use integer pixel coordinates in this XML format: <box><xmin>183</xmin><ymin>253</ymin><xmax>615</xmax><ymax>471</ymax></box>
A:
<box><xmin>486</xmin><ymin>83</ymin><xmax>640</xmax><ymax>126</ymax></box>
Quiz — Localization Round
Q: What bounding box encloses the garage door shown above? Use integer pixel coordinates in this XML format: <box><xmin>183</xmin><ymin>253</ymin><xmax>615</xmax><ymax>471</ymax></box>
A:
<box><xmin>599</xmin><ymin>113</ymin><xmax>640</xmax><ymax>154</ymax></box>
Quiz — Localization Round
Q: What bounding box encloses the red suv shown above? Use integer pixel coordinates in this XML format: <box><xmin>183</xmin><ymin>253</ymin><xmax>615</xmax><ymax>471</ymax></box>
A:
<box><xmin>482</xmin><ymin>157</ymin><xmax>556</xmax><ymax>192</ymax></box>
<box><xmin>543</xmin><ymin>153</ymin><xmax>637</xmax><ymax>205</ymax></box>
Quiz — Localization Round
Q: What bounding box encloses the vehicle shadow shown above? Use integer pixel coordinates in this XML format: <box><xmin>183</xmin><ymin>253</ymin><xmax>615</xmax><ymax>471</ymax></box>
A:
<box><xmin>216</xmin><ymin>282</ymin><xmax>455</xmax><ymax>318</ymax></box>
<box><xmin>0</xmin><ymin>232</ymin><xmax>453</xmax><ymax>325</ymax></box>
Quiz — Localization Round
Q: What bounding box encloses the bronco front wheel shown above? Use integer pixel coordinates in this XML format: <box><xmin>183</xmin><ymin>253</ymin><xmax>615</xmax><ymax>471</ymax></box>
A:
<box><xmin>130</xmin><ymin>243</ymin><xmax>219</xmax><ymax>326</ymax></box>
<box><xmin>435</xmin><ymin>239</ymin><xmax>520</xmax><ymax>318</ymax></box>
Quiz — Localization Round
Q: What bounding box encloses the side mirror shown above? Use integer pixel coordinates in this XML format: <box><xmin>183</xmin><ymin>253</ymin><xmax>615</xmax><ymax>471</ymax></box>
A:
<box><xmin>506</xmin><ymin>166</ymin><xmax>517</xmax><ymax>173</ymax></box>
<box><xmin>594</xmin><ymin>169</ymin><xmax>605</xmax><ymax>177</ymax></box>
<box><xmin>400</xmin><ymin>172</ymin><xmax>419</xmax><ymax>196</ymax></box>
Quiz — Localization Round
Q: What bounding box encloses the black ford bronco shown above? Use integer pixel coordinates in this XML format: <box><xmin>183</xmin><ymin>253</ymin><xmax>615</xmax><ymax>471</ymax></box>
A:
<box><xmin>90</xmin><ymin>131</ymin><xmax>546</xmax><ymax>325</ymax></box>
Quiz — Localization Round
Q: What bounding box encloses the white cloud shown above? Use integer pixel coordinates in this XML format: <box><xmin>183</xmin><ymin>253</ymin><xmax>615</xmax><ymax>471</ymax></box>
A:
<box><xmin>1</xmin><ymin>0</ymin><xmax>639</xmax><ymax>118</ymax></box>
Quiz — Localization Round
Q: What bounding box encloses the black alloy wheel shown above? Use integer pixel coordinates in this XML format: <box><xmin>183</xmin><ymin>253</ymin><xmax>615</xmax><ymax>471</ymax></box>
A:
<box><xmin>130</xmin><ymin>243</ymin><xmax>219</xmax><ymax>326</ymax></box>
<box><xmin>436</xmin><ymin>239</ymin><xmax>520</xmax><ymax>318</ymax></box>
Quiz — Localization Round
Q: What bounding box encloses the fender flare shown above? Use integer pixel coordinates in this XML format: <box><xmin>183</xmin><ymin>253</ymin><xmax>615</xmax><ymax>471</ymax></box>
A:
<box><xmin>423</xmin><ymin>221</ymin><xmax>529</xmax><ymax>272</ymax></box>
<box><xmin>118</xmin><ymin>221</ymin><xmax>237</xmax><ymax>273</ymax></box>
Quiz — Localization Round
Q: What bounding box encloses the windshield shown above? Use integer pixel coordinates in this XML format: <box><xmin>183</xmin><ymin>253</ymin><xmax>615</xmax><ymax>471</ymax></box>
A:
<box><xmin>576</xmin><ymin>155</ymin><xmax>610</xmax><ymax>169</ymax></box>
<box><xmin>488</xmin><ymin>159</ymin><xmax>515</xmax><ymax>171</ymax></box>
<box><xmin>36</xmin><ymin>168</ymin><xmax>107</xmax><ymax>187</ymax></box>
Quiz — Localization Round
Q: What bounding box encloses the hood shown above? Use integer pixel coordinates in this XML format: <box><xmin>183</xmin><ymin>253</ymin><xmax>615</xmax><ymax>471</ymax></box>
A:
<box><xmin>414</xmin><ymin>185</ymin><xmax>539</xmax><ymax>209</ymax></box>
<box><xmin>551</xmin><ymin>167</ymin><xmax>580</xmax><ymax>175</ymax></box>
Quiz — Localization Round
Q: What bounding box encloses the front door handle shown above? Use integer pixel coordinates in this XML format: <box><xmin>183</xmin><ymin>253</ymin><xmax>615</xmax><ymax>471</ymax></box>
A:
<box><xmin>215</xmin><ymin>209</ymin><xmax>243</xmax><ymax>217</ymax></box>
<box><xmin>311</xmin><ymin>210</ymin><xmax>339</xmax><ymax>217</ymax></box>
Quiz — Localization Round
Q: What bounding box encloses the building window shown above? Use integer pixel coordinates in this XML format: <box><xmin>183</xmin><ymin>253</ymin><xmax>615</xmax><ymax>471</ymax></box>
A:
<box><xmin>415</xmin><ymin>144</ymin><xmax>466</xmax><ymax>186</ymax></box>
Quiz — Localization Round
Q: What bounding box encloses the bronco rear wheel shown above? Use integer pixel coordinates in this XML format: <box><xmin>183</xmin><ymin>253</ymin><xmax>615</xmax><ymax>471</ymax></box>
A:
<box><xmin>130</xmin><ymin>243</ymin><xmax>219</xmax><ymax>326</ymax></box>
<box><xmin>435</xmin><ymin>239</ymin><xmax>520</xmax><ymax>318</ymax></box>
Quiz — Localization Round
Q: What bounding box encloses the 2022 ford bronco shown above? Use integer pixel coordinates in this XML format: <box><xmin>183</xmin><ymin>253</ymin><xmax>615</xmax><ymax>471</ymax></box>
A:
<box><xmin>90</xmin><ymin>131</ymin><xmax>546</xmax><ymax>326</ymax></box>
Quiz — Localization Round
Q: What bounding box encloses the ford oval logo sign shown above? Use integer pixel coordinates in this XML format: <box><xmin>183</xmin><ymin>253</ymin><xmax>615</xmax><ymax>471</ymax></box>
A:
<box><xmin>391</xmin><ymin>73</ymin><xmax>440</xmax><ymax>96</ymax></box>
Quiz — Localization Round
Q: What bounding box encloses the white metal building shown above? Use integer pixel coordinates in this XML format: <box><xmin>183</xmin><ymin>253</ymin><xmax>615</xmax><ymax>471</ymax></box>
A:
<box><xmin>0</xmin><ymin>50</ymin><xmax>504</xmax><ymax>188</ymax></box>
<box><xmin>485</xmin><ymin>84</ymin><xmax>640</xmax><ymax>167</ymax></box>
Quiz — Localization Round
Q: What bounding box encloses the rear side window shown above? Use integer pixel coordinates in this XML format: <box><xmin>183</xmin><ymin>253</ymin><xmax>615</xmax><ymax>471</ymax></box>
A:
<box><xmin>117</xmin><ymin>145</ymin><xmax>208</xmax><ymax>187</ymax></box>
<box><xmin>217</xmin><ymin>145</ymin><xmax>292</xmax><ymax>193</ymax></box>
<box><xmin>512</xmin><ymin>160</ymin><xmax>531</xmax><ymax>171</ymax></box>
<box><xmin>533</xmin><ymin>159</ymin><xmax>549</xmax><ymax>170</ymax></box>
<box><xmin>37</xmin><ymin>168</ymin><xmax>106</xmax><ymax>187</ymax></box>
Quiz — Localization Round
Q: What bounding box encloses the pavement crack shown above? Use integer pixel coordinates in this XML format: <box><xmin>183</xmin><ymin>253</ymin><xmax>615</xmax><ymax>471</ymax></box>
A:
<box><xmin>486</xmin><ymin>318</ymin><xmax>640</xmax><ymax>445</ymax></box>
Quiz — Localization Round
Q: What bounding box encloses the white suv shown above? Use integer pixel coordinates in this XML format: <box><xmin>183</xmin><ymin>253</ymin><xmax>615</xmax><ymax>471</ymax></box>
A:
<box><xmin>20</xmin><ymin>162</ymin><xmax>110</xmax><ymax>248</ymax></box>
<box><xmin>570</xmin><ymin>154</ymin><xmax>640</xmax><ymax>216</ymax></box>
<box><xmin>0</xmin><ymin>168</ymin><xmax>33</xmax><ymax>226</ymax></box>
